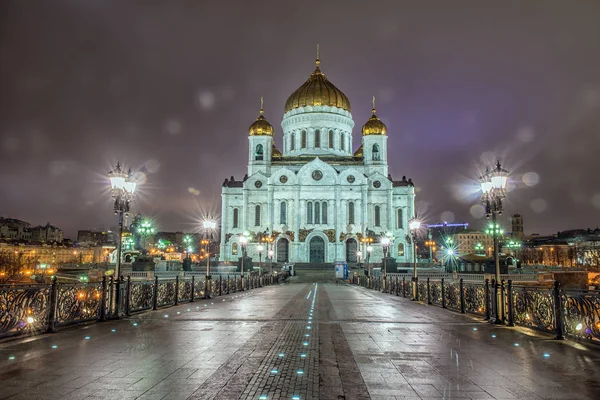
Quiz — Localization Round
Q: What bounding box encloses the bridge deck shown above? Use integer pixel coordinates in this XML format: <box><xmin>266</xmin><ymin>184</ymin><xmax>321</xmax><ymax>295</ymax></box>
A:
<box><xmin>1</xmin><ymin>280</ymin><xmax>599</xmax><ymax>399</ymax></box>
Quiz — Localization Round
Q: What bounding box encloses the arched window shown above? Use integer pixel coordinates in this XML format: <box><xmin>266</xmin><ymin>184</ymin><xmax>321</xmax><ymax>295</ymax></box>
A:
<box><xmin>315</xmin><ymin>130</ymin><xmax>320</xmax><ymax>148</ymax></box>
<box><xmin>397</xmin><ymin>243</ymin><xmax>405</xmax><ymax>256</ymax></box>
<box><xmin>290</xmin><ymin>132</ymin><xmax>295</xmax><ymax>151</ymax></box>
<box><xmin>374</xmin><ymin>205</ymin><xmax>381</xmax><ymax>227</ymax></box>
<box><xmin>372</xmin><ymin>144</ymin><xmax>380</xmax><ymax>161</ymax></box>
<box><xmin>232</xmin><ymin>242</ymin><xmax>238</xmax><ymax>255</ymax></box>
<box><xmin>314</xmin><ymin>202</ymin><xmax>321</xmax><ymax>224</ymax></box>
<box><xmin>322</xmin><ymin>201</ymin><xmax>328</xmax><ymax>224</ymax></box>
<box><xmin>307</xmin><ymin>202</ymin><xmax>313</xmax><ymax>224</ymax></box>
<box><xmin>280</xmin><ymin>202</ymin><xmax>287</xmax><ymax>225</ymax></box>
<box><xmin>255</xmin><ymin>205</ymin><xmax>261</xmax><ymax>226</ymax></box>
<box><xmin>397</xmin><ymin>209</ymin><xmax>403</xmax><ymax>229</ymax></box>
<box><xmin>341</xmin><ymin>134</ymin><xmax>346</xmax><ymax>152</ymax></box>
<box><xmin>301</xmin><ymin>130</ymin><xmax>307</xmax><ymax>148</ymax></box>
<box><xmin>348</xmin><ymin>201</ymin><xmax>355</xmax><ymax>224</ymax></box>
<box><xmin>233</xmin><ymin>208</ymin><xmax>239</xmax><ymax>228</ymax></box>
<box><xmin>255</xmin><ymin>144</ymin><xmax>264</xmax><ymax>161</ymax></box>
<box><xmin>329</xmin><ymin>130</ymin><xmax>334</xmax><ymax>148</ymax></box>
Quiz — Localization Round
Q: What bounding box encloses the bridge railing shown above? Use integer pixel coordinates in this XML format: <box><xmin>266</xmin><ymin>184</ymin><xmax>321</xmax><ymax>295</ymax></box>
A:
<box><xmin>0</xmin><ymin>272</ymin><xmax>289</xmax><ymax>339</ymax></box>
<box><xmin>351</xmin><ymin>275</ymin><xmax>600</xmax><ymax>344</ymax></box>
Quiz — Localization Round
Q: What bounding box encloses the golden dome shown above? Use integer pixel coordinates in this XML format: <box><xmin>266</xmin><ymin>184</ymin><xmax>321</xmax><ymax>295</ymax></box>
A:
<box><xmin>353</xmin><ymin>144</ymin><xmax>363</xmax><ymax>157</ymax></box>
<box><xmin>284</xmin><ymin>58</ymin><xmax>351</xmax><ymax>113</ymax></box>
<box><xmin>361</xmin><ymin>97</ymin><xmax>387</xmax><ymax>136</ymax></box>
<box><xmin>272</xmin><ymin>142</ymin><xmax>282</xmax><ymax>158</ymax></box>
<box><xmin>249</xmin><ymin>98</ymin><xmax>274</xmax><ymax>136</ymax></box>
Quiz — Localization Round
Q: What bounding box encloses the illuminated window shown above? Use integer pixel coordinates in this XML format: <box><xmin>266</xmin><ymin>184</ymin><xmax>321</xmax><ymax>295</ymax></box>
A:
<box><xmin>255</xmin><ymin>144</ymin><xmax>264</xmax><ymax>161</ymax></box>
<box><xmin>232</xmin><ymin>242</ymin><xmax>238</xmax><ymax>255</ymax></box>
<box><xmin>398</xmin><ymin>243</ymin><xmax>405</xmax><ymax>256</ymax></box>
<box><xmin>280</xmin><ymin>202</ymin><xmax>287</xmax><ymax>225</ymax></box>
<box><xmin>372</xmin><ymin>144</ymin><xmax>380</xmax><ymax>161</ymax></box>
<box><xmin>255</xmin><ymin>205</ymin><xmax>261</xmax><ymax>226</ymax></box>
<box><xmin>348</xmin><ymin>201</ymin><xmax>355</xmax><ymax>224</ymax></box>
<box><xmin>233</xmin><ymin>208</ymin><xmax>239</xmax><ymax>228</ymax></box>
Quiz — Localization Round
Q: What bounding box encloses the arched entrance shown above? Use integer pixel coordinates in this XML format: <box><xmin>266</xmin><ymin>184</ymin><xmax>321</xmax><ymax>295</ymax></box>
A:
<box><xmin>346</xmin><ymin>239</ymin><xmax>357</xmax><ymax>262</ymax></box>
<box><xmin>309</xmin><ymin>236</ymin><xmax>325</xmax><ymax>263</ymax></box>
<box><xmin>277</xmin><ymin>238</ymin><xmax>289</xmax><ymax>262</ymax></box>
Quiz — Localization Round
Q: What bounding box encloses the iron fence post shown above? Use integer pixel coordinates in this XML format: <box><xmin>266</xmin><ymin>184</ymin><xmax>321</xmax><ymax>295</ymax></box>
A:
<box><xmin>125</xmin><ymin>276</ymin><xmax>131</xmax><ymax>316</ymax></box>
<box><xmin>174</xmin><ymin>276</ymin><xmax>179</xmax><ymax>306</ymax></box>
<box><xmin>190</xmin><ymin>275</ymin><xmax>195</xmax><ymax>302</ymax></box>
<box><xmin>427</xmin><ymin>278</ymin><xmax>432</xmax><ymax>305</ymax></box>
<box><xmin>46</xmin><ymin>276</ymin><xmax>58</xmax><ymax>333</ymax></box>
<box><xmin>414</xmin><ymin>277</ymin><xmax>419</xmax><ymax>301</ymax></box>
<box><xmin>553</xmin><ymin>280</ymin><xmax>565</xmax><ymax>340</ymax></box>
<box><xmin>484</xmin><ymin>279</ymin><xmax>491</xmax><ymax>320</ymax></box>
<box><xmin>403</xmin><ymin>276</ymin><xmax>406</xmax><ymax>298</ymax></box>
<box><xmin>152</xmin><ymin>276</ymin><xmax>159</xmax><ymax>310</ymax></box>
<box><xmin>227</xmin><ymin>276</ymin><xmax>230</xmax><ymax>294</ymax></box>
<box><xmin>500</xmin><ymin>280</ymin><xmax>506</xmax><ymax>323</ymax></box>
<box><xmin>492</xmin><ymin>279</ymin><xmax>500</xmax><ymax>323</ymax></box>
<box><xmin>396</xmin><ymin>276</ymin><xmax>399</xmax><ymax>296</ymax></box>
<box><xmin>459</xmin><ymin>278</ymin><xmax>466</xmax><ymax>314</ymax></box>
<box><xmin>507</xmin><ymin>280</ymin><xmax>514</xmax><ymax>326</ymax></box>
<box><xmin>442</xmin><ymin>278</ymin><xmax>446</xmax><ymax>308</ymax></box>
<box><xmin>99</xmin><ymin>275</ymin><xmax>107</xmax><ymax>322</ymax></box>
<box><xmin>219</xmin><ymin>275</ymin><xmax>223</xmax><ymax>296</ymax></box>
<box><xmin>114</xmin><ymin>276</ymin><xmax>122</xmax><ymax>318</ymax></box>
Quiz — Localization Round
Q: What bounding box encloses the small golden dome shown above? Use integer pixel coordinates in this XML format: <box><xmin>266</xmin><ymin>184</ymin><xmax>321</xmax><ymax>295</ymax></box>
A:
<box><xmin>284</xmin><ymin>57</ymin><xmax>351</xmax><ymax>113</ymax></box>
<box><xmin>249</xmin><ymin>98</ymin><xmax>274</xmax><ymax>136</ymax></box>
<box><xmin>353</xmin><ymin>144</ymin><xmax>363</xmax><ymax>157</ymax></box>
<box><xmin>361</xmin><ymin>97</ymin><xmax>387</xmax><ymax>136</ymax></box>
<box><xmin>272</xmin><ymin>142</ymin><xmax>282</xmax><ymax>158</ymax></box>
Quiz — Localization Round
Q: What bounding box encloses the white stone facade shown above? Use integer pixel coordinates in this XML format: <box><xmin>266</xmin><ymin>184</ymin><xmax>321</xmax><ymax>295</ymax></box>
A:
<box><xmin>220</xmin><ymin>74</ymin><xmax>416</xmax><ymax>266</ymax></box>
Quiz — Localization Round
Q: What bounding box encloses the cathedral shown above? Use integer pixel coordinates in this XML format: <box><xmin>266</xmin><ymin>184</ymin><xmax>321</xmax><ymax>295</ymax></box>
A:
<box><xmin>219</xmin><ymin>55</ymin><xmax>416</xmax><ymax>266</ymax></box>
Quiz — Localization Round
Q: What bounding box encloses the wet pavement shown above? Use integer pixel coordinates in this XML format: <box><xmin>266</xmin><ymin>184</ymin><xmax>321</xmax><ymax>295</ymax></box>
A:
<box><xmin>1</xmin><ymin>279</ymin><xmax>599</xmax><ymax>399</ymax></box>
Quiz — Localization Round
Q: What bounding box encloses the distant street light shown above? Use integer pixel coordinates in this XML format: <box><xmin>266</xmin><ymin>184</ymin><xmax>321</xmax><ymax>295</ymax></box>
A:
<box><xmin>257</xmin><ymin>244</ymin><xmax>264</xmax><ymax>285</ymax></box>
<box><xmin>480</xmin><ymin>160</ymin><xmax>509</xmax><ymax>324</ymax></box>
<box><xmin>366</xmin><ymin>245</ymin><xmax>373</xmax><ymax>288</ymax></box>
<box><xmin>108</xmin><ymin>163</ymin><xmax>136</xmax><ymax>318</ymax></box>
<box><xmin>240</xmin><ymin>235</ymin><xmax>248</xmax><ymax>290</ymax></box>
<box><xmin>381</xmin><ymin>234</ymin><xmax>392</xmax><ymax>292</ymax></box>
<box><xmin>202</xmin><ymin>220</ymin><xmax>217</xmax><ymax>298</ymax></box>
<box><xmin>409</xmin><ymin>218</ymin><xmax>421</xmax><ymax>300</ymax></box>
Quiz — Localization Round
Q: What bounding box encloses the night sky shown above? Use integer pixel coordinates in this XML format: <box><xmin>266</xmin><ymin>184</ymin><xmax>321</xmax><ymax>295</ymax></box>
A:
<box><xmin>1</xmin><ymin>1</ymin><xmax>599</xmax><ymax>239</ymax></box>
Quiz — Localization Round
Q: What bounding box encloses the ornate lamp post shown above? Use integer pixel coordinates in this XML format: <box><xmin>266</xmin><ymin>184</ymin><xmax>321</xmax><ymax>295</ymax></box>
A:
<box><xmin>240</xmin><ymin>234</ymin><xmax>248</xmax><ymax>290</ymax></box>
<box><xmin>409</xmin><ymin>218</ymin><xmax>421</xmax><ymax>300</ymax></box>
<box><xmin>366</xmin><ymin>245</ymin><xmax>373</xmax><ymax>288</ymax></box>
<box><xmin>202</xmin><ymin>220</ymin><xmax>216</xmax><ymax>298</ymax></box>
<box><xmin>108</xmin><ymin>163</ymin><xmax>136</xmax><ymax>318</ymax></box>
<box><xmin>381</xmin><ymin>235</ymin><xmax>391</xmax><ymax>292</ymax></box>
<box><xmin>480</xmin><ymin>160</ymin><xmax>509</xmax><ymax>324</ymax></box>
<box><xmin>257</xmin><ymin>244</ymin><xmax>264</xmax><ymax>285</ymax></box>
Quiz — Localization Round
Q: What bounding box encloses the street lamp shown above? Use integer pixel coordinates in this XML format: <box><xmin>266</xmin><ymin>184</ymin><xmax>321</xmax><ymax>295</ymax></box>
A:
<box><xmin>381</xmin><ymin>235</ymin><xmax>392</xmax><ymax>292</ymax></box>
<box><xmin>409</xmin><ymin>218</ymin><xmax>421</xmax><ymax>300</ymax></box>
<box><xmin>479</xmin><ymin>160</ymin><xmax>509</xmax><ymax>324</ymax></box>
<box><xmin>202</xmin><ymin>220</ymin><xmax>216</xmax><ymax>298</ymax></box>
<box><xmin>108</xmin><ymin>163</ymin><xmax>136</xmax><ymax>318</ymax></box>
<box><xmin>366</xmin><ymin>245</ymin><xmax>373</xmax><ymax>288</ymax></box>
<box><xmin>240</xmin><ymin>235</ymin><xmax>248</xmax><ymax>290</ymax></box>
<box><xmin>257</xmin><ymin>244</ymin><xmax>264</xmax><ymax>285</ymax></box>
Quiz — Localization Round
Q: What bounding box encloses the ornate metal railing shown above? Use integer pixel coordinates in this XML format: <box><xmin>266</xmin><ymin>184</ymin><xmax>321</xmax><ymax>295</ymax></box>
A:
<box><xmin>0</xmin><ymin>284</ymin><xmax>50</xmax><ymax>337</ymax></box>
<box><xmin>512</xmin><ymin>285</ymin><xmax>555</xmax><ymax>333</ymax></box>
<box><xmin>0</xmin><ymin>271</ymin><xmax>288</xmax><ymax>339</ymax></box>
<box><xmin>356</xmin><ymin>273</ymin><xmax>600</xmax><ymax>344</ymax></box>
<box><xmin>562</xmin><ymin>290</ymin><xmax>600</xmax><ymax>342</ymax></box>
